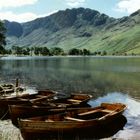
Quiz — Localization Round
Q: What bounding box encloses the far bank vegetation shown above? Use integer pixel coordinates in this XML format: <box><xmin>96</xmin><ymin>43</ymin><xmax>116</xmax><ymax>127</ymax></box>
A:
<box><xmin>2</xmin><ymin>46</ymin><xmax>137</xmax><ymax>56</ymax></box>
<box><xmin>5</xmin><ymin>46</ymin><xmax>92</xmax><ymax>56</ymax></box>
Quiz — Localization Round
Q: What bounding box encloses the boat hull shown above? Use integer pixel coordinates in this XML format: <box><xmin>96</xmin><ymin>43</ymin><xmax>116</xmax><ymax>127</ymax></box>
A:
<box><xmin>19</xmin><ymin>103</ymin><xmax>127</xmax><ymax>139</ymax></box>
<box><xmin>0</xmin><ymin>90</ymin><xmax>55</xmax><ymax>119</ymax></box>
<box><xmin>9</xmin><ymin>93</ymin><xmax>92</xmax><ymax>126</ymax></box>
<box><xmin>20</xmin><ymin>115</ymin><xmax>127</xmax><ymax>140</ymax></box>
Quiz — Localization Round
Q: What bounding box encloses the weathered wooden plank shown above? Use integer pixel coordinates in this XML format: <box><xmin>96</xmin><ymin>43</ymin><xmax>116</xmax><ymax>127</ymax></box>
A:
<box><xmin>64</xmin><ymin>116</ymin><xmax>85</xmax><ymax>121</ymax></box>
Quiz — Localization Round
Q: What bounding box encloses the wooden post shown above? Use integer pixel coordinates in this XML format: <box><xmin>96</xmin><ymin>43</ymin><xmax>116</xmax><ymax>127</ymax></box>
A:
<box><xmin>16</xmin><ymin>78</ymin><xmax>19</xmax><ymax>87</ymax></box>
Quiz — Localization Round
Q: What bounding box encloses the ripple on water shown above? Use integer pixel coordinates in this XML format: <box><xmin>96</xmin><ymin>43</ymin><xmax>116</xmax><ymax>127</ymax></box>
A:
<box><xmin>89</xmin><ymin>92</ymin><xmax>140</xmax><ymax>140</ymax></box>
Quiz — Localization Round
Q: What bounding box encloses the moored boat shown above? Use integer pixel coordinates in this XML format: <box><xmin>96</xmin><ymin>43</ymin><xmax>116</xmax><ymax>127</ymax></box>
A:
<box><xmin>9</xmin><ymin>93</ymin><xmax>92</xmax><ymax>126</ymax></box>
<box><xmin>0</xmin><ymin>84</ymin><xmax>15</xmax><ymax>95</ymax></box>
<box><xmin>0</xmin><ymin>89</ymin><xmax>55</xmax><ymax>119</ymax></box>
<box><xmin>18</xmin><ymin>103</ymin><xmax>127</xmax><ymax>139</ymax></box>
<box><xmin>33</xmin><ymin>93</ymin><xmax>92</xmax><ymax>107</ymax></box>
<box><xmin>0</xmin><ymin>79</ymin><xmax>26</xmax><ymax>95</ymax></box>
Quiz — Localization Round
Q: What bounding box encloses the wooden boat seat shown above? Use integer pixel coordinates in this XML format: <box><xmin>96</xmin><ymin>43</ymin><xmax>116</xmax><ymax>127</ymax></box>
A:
<box><xmin>35</xmin><ymin>95</ymin><xmax>46</xmax><ymax>98</ymax></box>
<box><xmin>98</xmin><ymin>110</ymin><xmax>117</xmax><ymax>120</ymax></box>
<box><xmin>64</xmin><ymin>116</ymin><xmax>85</xmax><ymax>121</ymax></box>
<box><xmin>102</xmin><ymin>109</ymin><xmax>114</xmax><ymax>113</ymax></box>
<box><xmin>78</xmin><ymin>109</ymin><xmax>101</xmax><ymax>116</ymax></box>
<box><xmin>45</xmin><ymin>119</ymin><xmax>54</xmax><ymax>122</ymax></box>
<box><xmin>57</xmin><ymin>103</ymin><xmax>70</xmax><ymax>107</ymax></box>
<box><xmin>67</xmin><ymin>99</ymin><xmax>82</xmax><ymax>103</ymax></box>
<box><xmin>18</xmin><ymin>98</ymin><xmax>28</xmax><ymax>101</ymax></box>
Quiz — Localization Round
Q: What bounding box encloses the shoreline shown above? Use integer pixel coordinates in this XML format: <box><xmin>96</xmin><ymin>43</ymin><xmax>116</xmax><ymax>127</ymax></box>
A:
<box><xmin>1</xmin><ymin>55</ymin><xmax>140</xmax><ymax>58</ymax></box>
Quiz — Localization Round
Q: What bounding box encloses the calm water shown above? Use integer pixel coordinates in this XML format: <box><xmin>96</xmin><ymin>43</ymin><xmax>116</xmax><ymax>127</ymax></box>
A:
<box><xmin>0</xmin><ymin>56</ymin><xmax>140</xmax><ymax>140</ymax></box>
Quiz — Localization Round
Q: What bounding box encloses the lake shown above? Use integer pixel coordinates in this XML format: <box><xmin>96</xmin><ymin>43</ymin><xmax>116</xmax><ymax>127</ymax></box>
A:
<box><xmin>0</xmin><ymin>56</ymin><xmax>140</xmax><ymax>140</ymax></box>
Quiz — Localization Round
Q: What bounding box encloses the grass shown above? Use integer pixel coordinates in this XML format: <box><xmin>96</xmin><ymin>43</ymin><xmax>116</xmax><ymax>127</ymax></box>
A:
<box><xmin>8</xmin><ymin>22</ymin><xmax>140</xmax><ymax>55</ymax></box>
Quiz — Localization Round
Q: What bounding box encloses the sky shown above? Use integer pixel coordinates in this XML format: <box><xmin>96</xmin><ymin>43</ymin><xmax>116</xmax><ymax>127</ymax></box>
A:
<box><xmin>0</xmin><ymin>0</ymin><xmax>140</xmax><ymax>23</ymax></box>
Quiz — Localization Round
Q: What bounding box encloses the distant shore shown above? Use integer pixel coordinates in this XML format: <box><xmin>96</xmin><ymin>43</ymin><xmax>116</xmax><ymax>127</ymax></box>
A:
<box><xmin>1</xmin><ymin>54</ymin><xmax>140</xmax><ymax>58</ymax></box>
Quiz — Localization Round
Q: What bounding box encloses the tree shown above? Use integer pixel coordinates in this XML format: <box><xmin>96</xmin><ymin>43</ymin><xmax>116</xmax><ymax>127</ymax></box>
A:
<box><xmin>0</xmin><ymin>21</ymin><xmax>6</xmax><ymax>54</ymax></box>
<box><xmin>83</xmin><ymin>48</ymin><xmax>90</xmax><ymax>55</ymax></box>
<box><xmin>51</xmin><ymin>47</ymin><xmax>64</xmax><ymax>55</ymax></box>
<box><xmin>5</xmin><ymin>49</ymin><xmax>12</xmax><ymax>54</ymax></box>
<box><xmin>34</xmin><ymin>47</ymin><xmax>41</xmax><ymax>55</ymax></box>
<box><xmin>102</xmin><ymin>51</ymin><xmax>107</xmax><ymax>56</ymax></box>
<box><xmin>92</xmin><ymin>51</ymin><xmax>97</xmax><ymax>55</ymax></box>
<box><xmin>22</xmin><ymin>47</ymin><xmax>30</xmax><ymax>55</ymax></box>
<box><xmin>69</xmin><ymin>48</ymin><xmax>80</xmax><ymax>55</ymax></box>
<box><xmin>40</xmin><ymin>47</ymin><xmax>50</xmax><ymax>56</ymax></box>
<box><xmin>97</xmin><ymin>51</ymin><xmax>101</xmax><ymax>55</ymax></box>
<box><xmin>30</xmin><ymin>47</ymin><xmax>34</xmax><ymax>56</ymax></box>
<box><xmin>12</xmin><ymin>45</ymin><xmax>23</xmax><ymax>55</ymax></box>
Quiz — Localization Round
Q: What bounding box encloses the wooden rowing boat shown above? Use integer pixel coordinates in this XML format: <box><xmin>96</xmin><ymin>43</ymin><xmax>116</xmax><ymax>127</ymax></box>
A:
<box><xmin>0</xmin><ymin>82</ymin><xmax>26</xmax><ymax>95</ymax></box>
<box><xmin>19</xmin><ymin>115</ymin><xmax>127</xmax><ymax>140</ymax></box>
<box><xmin>18</xmin><ymin>103</ymin><xmax>126</xmax><ymax>139</ymax></box>
<box><xmin>33</xmin><ymin>93</ymin><xmax>92</xmax><ymax>107</ymax></box>
<box><xmin>9</xmin><ymin>105</ymin><xmax>57</xmax><ymax>127</ymax></box>
<box><xmin>9</xmin><ymin>93</ymin><xmax>92</xmax><ymax>127</ymax></box>
<box><xmin>0</xmin><ymin>89</ymin><xmax>55</xmax><ymax>119</ymax></box>
<box><xmin>0</xmin><ymin>84</ymin><xmax>15</xmax><ymax>95</ymax></box>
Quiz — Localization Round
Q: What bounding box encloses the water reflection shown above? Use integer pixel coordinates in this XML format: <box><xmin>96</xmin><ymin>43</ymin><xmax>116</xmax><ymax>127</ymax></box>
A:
<box><xmin>0</xmin><ymin>56</ymin><xmax>140</xmax><ymax>96</ymax></box>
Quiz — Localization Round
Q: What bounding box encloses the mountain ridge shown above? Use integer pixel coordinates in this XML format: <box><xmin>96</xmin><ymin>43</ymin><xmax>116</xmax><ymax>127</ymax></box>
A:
<box><xmin>4</xmin><ymin>8</ymin><xmax>140</xmax><ymax>54</ymax></box>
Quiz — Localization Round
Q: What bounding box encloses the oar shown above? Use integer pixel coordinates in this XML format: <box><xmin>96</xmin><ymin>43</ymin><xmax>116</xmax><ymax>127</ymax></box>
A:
<box><xmin>30</xmin><ymin>94</ymin><xmax>56</xmax><ymax>104</ymax></box>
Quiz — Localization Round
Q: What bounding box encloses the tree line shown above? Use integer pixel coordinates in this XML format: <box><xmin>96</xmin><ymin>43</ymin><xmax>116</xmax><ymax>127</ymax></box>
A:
<box><xmin>6</xmin><ymin>46</ymin><xmax>92</xmax><ymax>56</ymax></box>
<box><xmin>3</xmin><ymin>44</ymin><xmax>111</xmax><ymax>56</ymax></box>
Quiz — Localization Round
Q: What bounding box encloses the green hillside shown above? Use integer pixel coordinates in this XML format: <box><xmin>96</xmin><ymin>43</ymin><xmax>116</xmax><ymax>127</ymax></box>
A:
<box><xmin>4</xmin><ymin>8</ymin><xmax>140</xmax><ymax>55</ymax></box>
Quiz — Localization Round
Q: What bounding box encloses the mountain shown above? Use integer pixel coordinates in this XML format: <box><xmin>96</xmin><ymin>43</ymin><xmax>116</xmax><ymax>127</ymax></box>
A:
<box><xmin>4</xmin><ymin>8</ymin><xmax>140</xmax><ymax>54</ymax></box>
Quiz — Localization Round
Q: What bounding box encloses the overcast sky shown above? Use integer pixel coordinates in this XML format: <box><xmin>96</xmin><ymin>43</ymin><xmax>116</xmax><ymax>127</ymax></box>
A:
<box><xmin>0</xmin><ymin>0</ymin><xmax>140</xmax><ymax>23</ymax></box>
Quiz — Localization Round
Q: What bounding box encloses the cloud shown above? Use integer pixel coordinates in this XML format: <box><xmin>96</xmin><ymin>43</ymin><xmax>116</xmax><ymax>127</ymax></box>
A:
<box><xmin>0</xmin><ymin>10</ymin><xmax>58</xmax><ymax>23</ymax></box>
<box><xmin>0</xmin><ymin>11</ymin><xmax>38</xmax><ymax>22</ymax></box>
<box><xmin>66</xmin><ymin>0</ymin><xmax>86</xmax><ymax>7</ymax></box>
<box><xmin>116</xmin><ymin>0</ymin><xmax>140</xmax><ymax>13</ymax></box>
<box><xmin>0</xmin><ymin>0</ymin><xmax>38</xmax><ymax>9</ymax></box>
